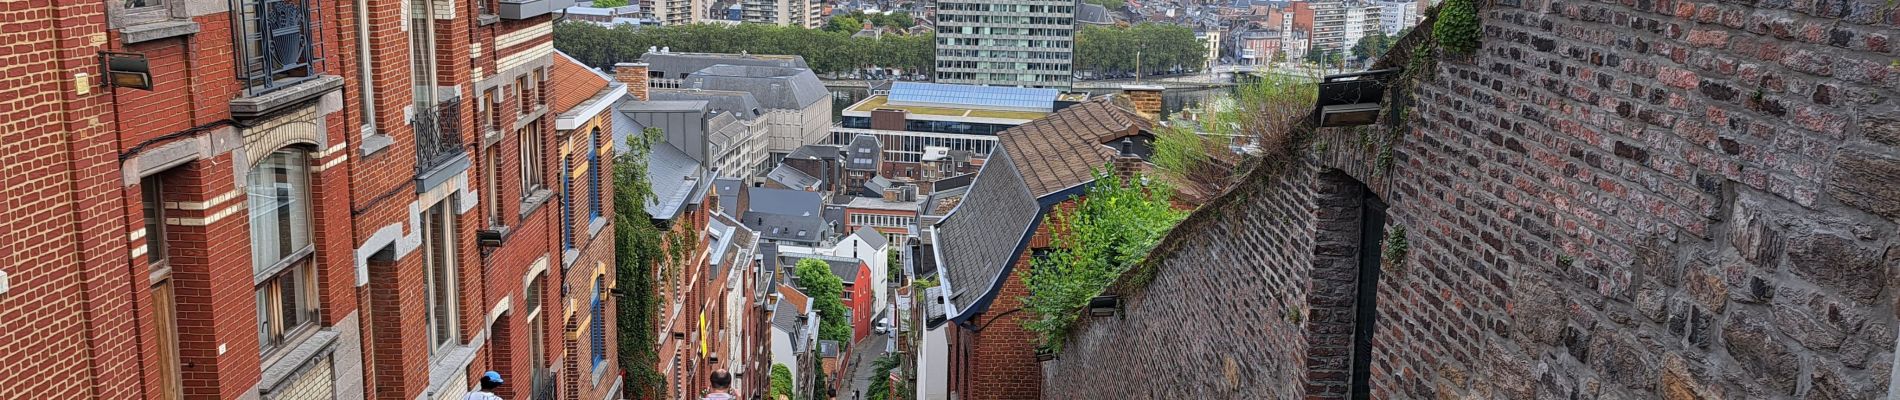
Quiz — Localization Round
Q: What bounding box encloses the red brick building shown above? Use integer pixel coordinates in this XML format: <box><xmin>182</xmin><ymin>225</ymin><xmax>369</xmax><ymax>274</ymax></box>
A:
<box><xmin>0</xmin><ymin>0</ymin><xmax>618</xmax><ymax>398</ymax></box>
<box><xmin>922</xmin><ymin>100</ymin><xmax>1152</xmax><ymax>400</ymax></box>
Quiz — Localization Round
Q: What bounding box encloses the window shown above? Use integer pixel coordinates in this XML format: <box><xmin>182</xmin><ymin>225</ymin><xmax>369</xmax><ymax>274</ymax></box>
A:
<box><xmin>142</xmin><ymin>175</ymin><xmax>168</xmax><ymax>264</ymax></box>
<box><xmin>483</xmin><ymin>88</ymin><xmax>499</xmax><ymax>132</ymax></box>
<box><xmin>528</xmin><ymin>274</ymin><xmax>549</xmax><ymax>390</ymax></box>
<box><xmin>236</xmin><ymin>0</ymin><xmax>317</xmax><ymax>92</ymax></box>
<box><xmin>560</xmin><ymin>156</ymin><xmax>574</xmax><ymax>251</ymax></box>
<box><xmin>121</xmin><ymin>0</ymin><xmax>174</xmax><ymax>27</ymax></box>
<box><xmin>519</xmin><ymin>126</ymin><xmax>545</xmax><ymax>196</ymax></box>
<box><xmin>533</xmin><ymin>68</ymin><xmax>546</xmax><ymax>107</ymax></box>
<box><xmin>410</xmin><ymin>0</ymin><xmax>438</xmax><ymax>104</ymax></box>
<box><xmin>588</xmin><ymin>128</ymin><xmax>602</xmax><ymax>221</ymax></box>
<box><xmin>484</xmin><ymin>146</ymin><xmax>503</xmax><ymax>227</ymax></box>
<box><xmin>517</xmin><ymin>75</ymin><xmax>531</xmax><ymax>115</ymax></box>
<box><xmin>424</xmin><ymin>199</ymin><xmax>459</xmax><ymax>353</ymax></box>
<box><xmin>590</xmin><ymin>275</ymin><xmax>606</xmax><ymax>370</ymax></box>
<box><xmin>249</xmin><ymin>149</ymin><xmax>321</xmax><ymax>355</ymax></box>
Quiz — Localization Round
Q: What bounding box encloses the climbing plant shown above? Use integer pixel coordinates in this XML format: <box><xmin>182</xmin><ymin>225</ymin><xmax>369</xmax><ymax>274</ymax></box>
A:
<box><xmin>613</xmin><ymin>127</ymin><xmax>666</xmax><ymax>398</ymax></box>
<box><xmin>771</xmin><ymin>364</ymin><xmax>794</xmax><ymax>400</ymax></box>
<box><xmin>1433</xmin><ymin>0</ymin><xmax>1483</xmax><ymax>55</ymax></box>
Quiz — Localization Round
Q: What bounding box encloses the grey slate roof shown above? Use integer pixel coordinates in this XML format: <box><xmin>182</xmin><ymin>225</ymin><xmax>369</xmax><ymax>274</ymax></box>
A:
<box><xmin>787</xmin><ymin>144</ymin><xmax>842</xmax><ymax>161</ymax></box>
<box><xmin>848</xmin><ymin>225</ymin><xmax>889</xmax><ymax>250</ymax></box>
<box><xmin>684</xmin><ymin>64</ymin><xmax>829</xmax><ymax>110</ymax></box>
<box><xmin>864</xmin><ymin>176</ymin><xmax>892</xmax><ymax>196</ymax></box>
<box><xmin>931</xmin><ymin>149</ymin><xmax>1040</xmax><ymax>317</ymax></box>
<box><xmin>639</xmin><ymin>52</ymin><xmax>811</xmax><ymax>79</ymax></box>
<box><xmin>743</xmin><ymin>187</ymin><xmax>829</xmax><ymax>244</ymax></box>
<box><xmin>785</xmin><ymin>252</ymin><xmax>863</xmax><ymax>282</ymax></box>
<box><xmin>644</xmin><ymin>143</ymin><xmax>707</xmax><ymax>219</ymax></box>
<box><xmin>845</xmin><ymin>134</ymin><xmax>881</xmax><ymax>171</ymax></box>
<box><xmin>715</xmin><ymin>178</ymin><xmax>744</xmax><ymax>214</ymax></box>
<box><xmin>772</xmin><ymin>298</ymin><xmax>804</xmax><ymax>333</ymax></box>
<box><xmin>933</xmin><ymin>173</ymin><xmax>977</xmax><ymax>192</ymax></box>
<box><xmin>649</xmin><ymin>89</ymin><xmax>765</xmax><ymax>121</ymax></box>
<box><xmin>767</xmin><ymin>163</ymin><xmax>823</xmax><ymax>191</ymax></box>
<box><xmin>1077</xmin><ymin>3</ymin><xmax>1114</xmax><ymax>25</ymax></box>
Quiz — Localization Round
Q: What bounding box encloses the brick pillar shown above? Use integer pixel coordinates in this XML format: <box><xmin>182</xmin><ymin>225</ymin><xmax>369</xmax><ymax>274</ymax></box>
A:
<box><xmin>614</xmin><ymin>62</ymin><xmax>650</xmax><ymax>101</ymax></box>
<box><xmin>1119</xmin><ymin>85</ymin><xmax>1165</xmax><ymax>121</ymax></box>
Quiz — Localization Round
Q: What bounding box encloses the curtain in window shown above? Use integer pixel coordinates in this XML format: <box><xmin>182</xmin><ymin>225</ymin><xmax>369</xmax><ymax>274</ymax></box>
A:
<box><xmin>249</xmin><ymin>150</ymin><xmax>311</xmax><ymax>275</ymax></box>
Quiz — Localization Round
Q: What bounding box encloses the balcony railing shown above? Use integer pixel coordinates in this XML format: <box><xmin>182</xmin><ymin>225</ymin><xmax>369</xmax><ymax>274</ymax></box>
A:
<box><xmin>530</xmin><ymin>369</ymin><xmax>556</xmax><ymax>400</ymax></box>
<box><xmin>238</xmin><ymin>0</ymin><xmax>321</xmax><ymax>93</ymax></box>
<box><xmin>413</xmin><ymin>96</ymin><xmax>467</xmax><ymax>178</ymax></box>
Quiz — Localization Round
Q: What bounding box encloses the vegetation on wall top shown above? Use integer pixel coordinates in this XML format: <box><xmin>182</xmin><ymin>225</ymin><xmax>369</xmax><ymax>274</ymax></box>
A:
<box><xmin>1023</xmin><ymin>170</ymin><xmax>1189</xmax><ymax>350</ymax></box>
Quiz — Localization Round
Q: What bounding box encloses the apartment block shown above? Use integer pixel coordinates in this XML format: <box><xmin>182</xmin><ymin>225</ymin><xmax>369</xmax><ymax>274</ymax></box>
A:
<box><xmin>1309</xmin><ymin>0</ymin><xmax>1382</xmax><ymax>51</ymax></box>
<box><xmin>933</xmin><ymin>0</ymin><xmax>1077</xmax><ymax>89</ymax></box>
<box><xmin>740</xmin><ymin>0</ymin><xmax>821</xmax><ymax>27</ymax></box>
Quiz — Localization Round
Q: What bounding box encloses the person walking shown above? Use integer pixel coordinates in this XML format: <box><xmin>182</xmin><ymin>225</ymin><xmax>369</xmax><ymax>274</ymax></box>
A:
<box><xmin>464</xmin><ymin>371</ymin><xmax>504</xmax><ymax>400</ymax></box>
<box><xmin>703</xmin><ymin>368</ymin><xmax>735</xmax><ymax>400</ymax></box>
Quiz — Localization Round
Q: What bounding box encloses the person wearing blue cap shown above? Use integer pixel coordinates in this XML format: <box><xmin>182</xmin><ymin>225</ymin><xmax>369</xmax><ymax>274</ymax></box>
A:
<box><xmin>464</xmin><ymin>371</ymin><xmax>504</xmax><ymax>400</ymax></box>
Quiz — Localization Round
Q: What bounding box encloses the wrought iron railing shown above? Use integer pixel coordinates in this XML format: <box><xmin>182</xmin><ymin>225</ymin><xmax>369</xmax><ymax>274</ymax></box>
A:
<box><xmin>530</xmin><ymin>369</ymin><xmax>556</xmax><ymax>400</ymax></box>
<box><xmin>413</xmin><ymin>97</ymin><xmax>466</xmax><ymax>176</ymax></box>
<box><xmin>237</xmin><ymin>0</ymin><xmax>321</xmax><ymax>93</ymax></box>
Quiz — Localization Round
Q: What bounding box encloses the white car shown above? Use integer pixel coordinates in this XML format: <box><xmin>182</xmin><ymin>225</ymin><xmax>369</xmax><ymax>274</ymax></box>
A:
<box><xmin>873</xmin><ymin>317</ymin><xmax>892</xmax><ymax>335</ymax></box>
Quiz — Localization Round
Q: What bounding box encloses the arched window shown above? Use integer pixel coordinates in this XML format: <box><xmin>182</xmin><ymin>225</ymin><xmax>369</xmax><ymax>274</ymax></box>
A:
<box><xmin>248</xmin><ymin>148</ymin><xmax>318</xmax><ymax>356</ymax></box>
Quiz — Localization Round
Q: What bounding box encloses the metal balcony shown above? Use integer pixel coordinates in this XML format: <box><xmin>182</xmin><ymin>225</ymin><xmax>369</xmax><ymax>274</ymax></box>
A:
<box><xmin>413</xmin><ymin>97</ymin><xmax>471</xmax><ymax>191</ymax></box>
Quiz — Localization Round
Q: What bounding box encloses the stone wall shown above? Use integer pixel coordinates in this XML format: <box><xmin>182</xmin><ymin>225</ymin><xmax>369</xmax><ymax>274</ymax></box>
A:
<box><xmin>1043</xmin><ymin>0</ymin><xmax>1900</xmax><ymax>397</ymax></box>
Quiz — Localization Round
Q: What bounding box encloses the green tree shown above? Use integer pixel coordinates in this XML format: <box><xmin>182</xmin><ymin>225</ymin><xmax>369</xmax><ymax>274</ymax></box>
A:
<box><xmin>613</xmin><ymin>127</ymin><xmax>667</xmax><ymax>398</ymax></box>
<box><xmin>810</xmin><ymin>355</ymin><xmax>829</xmax><ymax>400</ymax></box>
<box><xmin>824</xmin><ymin>16</ymin><xmax>862</xmax><ymax>33</ymax></box>
<box><xmin>1075</xmin><ymin>23</ymin><xmax>1208</xmax><ymax>77</ymax></box>
<box><xmin>864</xmin><ymin>355</ymin><xmax>901</xmax><ymax>400</ymax></box>
<box><xmin>1022</xmin><ymin>170</ymin><xmax>1189</xmax><ymax>350</ymax></box>
<box><xmin>771</xmin><ymin>364</ymin><xmax>795</xmax><ymax>399</ymax></box>
<box><xmin>795</xmin><ymin>258</ymin><xmax>852</xmax><ymax>344</ymax></box>
<box><xmin>1351</xmin><ymin>31</ymin><xmax>1392</xmax><ymax>59</ymax></box>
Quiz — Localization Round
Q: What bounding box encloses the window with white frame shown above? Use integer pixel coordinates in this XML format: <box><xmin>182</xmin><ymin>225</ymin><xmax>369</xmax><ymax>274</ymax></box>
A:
<box><xmin>519</xmin><ymin>124</ymin><xmax>546</xmax><ymax>196</ymax></box>
<box><xmin>250</xmin><ymin>149</ymin><xmax>318</xmax><ymax>356</ymax></box>
<box><xmin>423</xmin><ymin>198</ymin><xmax>459</xmax><ymax>353</ymax></box>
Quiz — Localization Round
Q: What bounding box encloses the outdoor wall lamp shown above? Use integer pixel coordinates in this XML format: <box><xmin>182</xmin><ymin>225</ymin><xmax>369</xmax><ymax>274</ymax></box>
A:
<box><xmin>1088</xmin><ymin>295</ymin><xmax>1123</xmax><ymax>319</ymax></box>
<box><xmin>1314</xmin><ymin>68</ymin><xmax>1401</xmax><ymax>127</ymax></box>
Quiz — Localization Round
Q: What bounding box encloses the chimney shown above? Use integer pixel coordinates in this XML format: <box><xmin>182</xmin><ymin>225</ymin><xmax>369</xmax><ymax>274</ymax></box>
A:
<box><xmin>614</xmin><ymin>62</ymin><xmax>651</xmax><ymax>101</ymax></box>
<box><xmin>1120</xmin><ymin>84</ymin><xmax>1165</xmax><ymax>121</ymax></box>
<box><xmin>1113</xmin><ymin>137</ymin><xmax>1148</xmax><ymax>182</ymax></box>
<box><xmin>862</xmin><ymin>21</ymin><xmax>873</xmax><ymax>31</ymax></box>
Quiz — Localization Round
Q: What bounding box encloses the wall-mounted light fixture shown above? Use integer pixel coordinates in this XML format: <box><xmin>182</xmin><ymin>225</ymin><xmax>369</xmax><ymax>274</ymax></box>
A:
<box><xmin>1314</xmin><ymin>68</ymin><xmax>1401</xmax><ymax>127</ymax></box>
<box><xmin>100</xmin><ymin>51</ymin><xmax>154</xmax><ymax>91</ymax></box>
<box><xmin>1088</xmin><ymin>295</ymin><xmax>1123</xmax><ymax>319</ymax></box>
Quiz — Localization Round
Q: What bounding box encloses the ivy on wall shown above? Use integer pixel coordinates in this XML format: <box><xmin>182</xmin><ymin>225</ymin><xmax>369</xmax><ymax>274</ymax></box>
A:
<box><xmin>1433</xmin><ymin>0</ymin><xmax>1483</xmax><ymax>55</ymax></box>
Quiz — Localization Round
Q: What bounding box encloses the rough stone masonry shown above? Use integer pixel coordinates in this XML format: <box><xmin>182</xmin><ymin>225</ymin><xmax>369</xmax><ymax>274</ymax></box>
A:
<box><xmin>1043</xmin><ymin>0</ymin><xmax>1900</xmax><ymax>397</ymax></box>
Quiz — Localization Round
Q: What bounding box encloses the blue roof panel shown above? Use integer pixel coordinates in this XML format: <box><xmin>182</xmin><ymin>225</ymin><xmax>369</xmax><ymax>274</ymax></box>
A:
<box><xmin>887</xmin><ymin>82</ymin><xmax>1059</xmax><ymax>111</ymax></box>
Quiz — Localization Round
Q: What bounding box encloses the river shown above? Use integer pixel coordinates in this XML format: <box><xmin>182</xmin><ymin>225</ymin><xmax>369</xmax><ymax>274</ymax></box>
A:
<box><xmin>827</xmin><ymin>86</ymin><xmax>1236</xmax><ymax>123</ymax></box>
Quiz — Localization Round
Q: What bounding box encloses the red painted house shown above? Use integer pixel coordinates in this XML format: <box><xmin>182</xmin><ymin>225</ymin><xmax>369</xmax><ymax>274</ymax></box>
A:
<box><xmin>789</xmin><ymin>254</ymin><xmax>875</xmax><ymax>343</ymax></box>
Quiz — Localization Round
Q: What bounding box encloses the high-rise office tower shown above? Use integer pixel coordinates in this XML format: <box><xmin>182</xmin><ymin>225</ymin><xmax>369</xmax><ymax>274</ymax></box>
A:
<box><xmin>934</xmin><ymin>0</ymin><xmax>1077</xmax><ymax>89</ymax></box>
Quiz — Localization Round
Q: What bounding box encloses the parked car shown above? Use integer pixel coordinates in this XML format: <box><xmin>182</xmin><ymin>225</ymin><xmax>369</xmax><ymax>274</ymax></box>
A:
<box><xmin>874</xmin><ymin>317</ymin><xmax>892</xmax><ymax>335</ymax></box>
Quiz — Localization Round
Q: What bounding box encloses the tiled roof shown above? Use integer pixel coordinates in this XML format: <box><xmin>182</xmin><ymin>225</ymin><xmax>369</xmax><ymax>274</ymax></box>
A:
<box><xmin>931</xmin><ymin>149</ymin><xmax>1040</xmax><ymax>316</ymax></box>
<box><xmin>997</xmin><ymin>100</ymin><xmax>1150</xmax><ymax>197</ymax></box>
<box><xmin>929</xmin><ymin>100</ymin><xmax>1152</xmax><ymax>321</ymax></box>
<box><xmin>785</xmin><ymin>252</ymin><xmax>863</xmax><ymax>282</ymax></box>
<box><xmin>551</xmin><ymin>51</ymin><xmax>610</xmax><ymax>114</ymax></box>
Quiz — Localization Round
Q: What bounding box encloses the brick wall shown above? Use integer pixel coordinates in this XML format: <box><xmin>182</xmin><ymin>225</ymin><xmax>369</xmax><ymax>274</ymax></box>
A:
<box><xmin>1045</xmin><ymin>0</ymin><xmax>1900</xmax><ymax>398</ymax></box>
